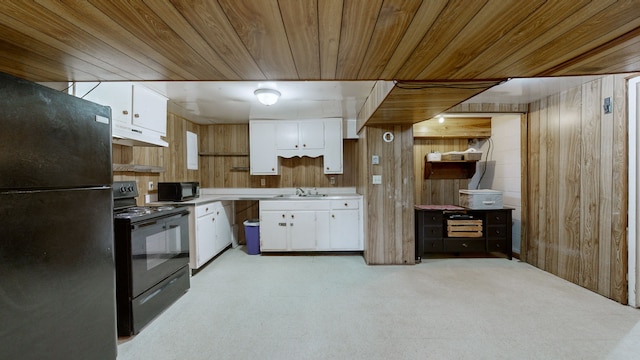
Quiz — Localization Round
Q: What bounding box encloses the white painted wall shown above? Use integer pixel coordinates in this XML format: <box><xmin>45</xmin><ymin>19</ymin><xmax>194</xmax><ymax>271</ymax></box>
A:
<box><xmin>469</xmin><ymin>114</ymin><xmax>522</xmax><ymax>254</ymax></box>
<box><xmin>628</xmin><ymin>75</ymin><xmax>639</xmax><ymax>307</ymax></box>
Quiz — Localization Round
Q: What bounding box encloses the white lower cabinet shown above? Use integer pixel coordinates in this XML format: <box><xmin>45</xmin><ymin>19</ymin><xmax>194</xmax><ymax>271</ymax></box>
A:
<box><xmin>189</xmin><ymin>201</ymin><xmax>233</xmax><ymax>269</ymax></box>
<box><xmin>259</xmin><ymin>198</ymin><xmax>362</xmax><ymax>252</ymax></box>
<box><xmin>329</xmin><ymin>200</ymin><xmax>360</xmax><ymax>250</ymax></box>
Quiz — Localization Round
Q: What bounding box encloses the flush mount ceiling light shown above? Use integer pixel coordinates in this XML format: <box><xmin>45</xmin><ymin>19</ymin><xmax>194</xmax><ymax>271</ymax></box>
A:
<box><xmin>254</xmin><ymin>88</ymin><xmax>281</xmax><ymax>106</ymax></box>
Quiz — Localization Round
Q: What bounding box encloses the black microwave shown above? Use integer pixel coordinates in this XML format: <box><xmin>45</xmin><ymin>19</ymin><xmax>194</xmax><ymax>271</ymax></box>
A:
<box><xmin>157</xmin><ymin>182</ymin><xmax>200</xmax><ymax>202</ymax></box>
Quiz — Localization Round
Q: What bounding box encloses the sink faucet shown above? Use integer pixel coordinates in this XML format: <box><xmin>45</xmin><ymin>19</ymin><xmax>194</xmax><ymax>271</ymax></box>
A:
<box><xmin>296</xmin><ymin>187</ymin><xmax>306</xmax><ymax>196</ymax></box>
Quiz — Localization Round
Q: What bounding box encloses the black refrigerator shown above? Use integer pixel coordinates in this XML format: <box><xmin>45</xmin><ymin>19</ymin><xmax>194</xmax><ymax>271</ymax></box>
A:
<box><xmin>0</xmin><ymin>73</ymin><xmax>117</xmax><ymax>359</ymax></box>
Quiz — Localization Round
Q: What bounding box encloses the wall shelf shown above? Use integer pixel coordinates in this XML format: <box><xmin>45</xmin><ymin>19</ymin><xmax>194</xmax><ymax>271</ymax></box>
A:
<box><xmin>199</xmin><ymin>152</ymin><xmax>249</xmax><ymax>157</ymax></box>
<box><xmin>424</xmin><ymin>160</ymin><xmax>478</xmax><ymax>179</ymax></box>
<box><xmin>113</xmin><ymin>163</ymin><xmax>165</xmax><ymax>173</ymax></box>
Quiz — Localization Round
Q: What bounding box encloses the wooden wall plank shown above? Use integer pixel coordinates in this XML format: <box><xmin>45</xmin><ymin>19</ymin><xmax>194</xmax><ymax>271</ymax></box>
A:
<box><xmin>526</xmin><ymin>101</ymin><xmax>540</xmax><ymax>265</ymax></box>
<box><xmin>598</xmin><ymin>76</ymin><xmax>613</xmax><ymax>297</ymax></box>
<box><xmin>335</xmin><ymin>0</ymin><xmax>383</xmax><ymax>79</ymax></box>
<box><xmin>279</xmin><ymin>0</ymin><xmax>320</xmax><ymax>79</ymax></box>
<box><xmin>545</xmin><ymin>94</ymin><xmax>559</xmax><ymax>275</ymax></box>
<box><xmin>217</xmin><ymin>0</ymin><xmax>298</xmax><ymax>79</ymax></box>
<box><xmin>317</xmin><ymin>0</ymin><xmax>343</xmax><ymax>79</ymax></box>
<box><xmin>579</xmin><ymin>79</ymin><xmax>601</xmax><ymax>292</ymax></box>
<box><xmin>610</xmin><ymin>74</ymin><xmax>628</xmax><ymax>303</ymax></box>
<box><xmin>558</xmin><ymin>86</ymin><xmax>582</xmax><ymax>284</ymax></box>
<box><xmin>357</xmin><ymin>0</ymin><xmax>422</xmax><ymax>79</ymax></box>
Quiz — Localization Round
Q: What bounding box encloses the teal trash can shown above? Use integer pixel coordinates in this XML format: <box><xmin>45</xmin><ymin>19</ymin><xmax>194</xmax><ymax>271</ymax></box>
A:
<box><xmin>243</xmin><ymin>219</ymin><xmax>260</xmax><ymax>255</ymax></box>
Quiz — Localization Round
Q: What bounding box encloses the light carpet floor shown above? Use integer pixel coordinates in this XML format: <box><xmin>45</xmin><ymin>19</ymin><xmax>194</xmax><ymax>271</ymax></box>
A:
<box><xmin>117</xmin><ymin>247</ymin><xmax>640</xmax><ymax>360</ymax></box>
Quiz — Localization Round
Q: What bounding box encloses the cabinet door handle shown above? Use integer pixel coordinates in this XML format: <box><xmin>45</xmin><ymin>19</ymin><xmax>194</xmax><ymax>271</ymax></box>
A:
<box><xmin>211</xmin><ymin>217</ymin><xmax>215</xmax><ymax>221</ymax></box>
<box><xmin>295</xmin><ymin>144</ymin><xmax>298</xmax><ymax>148</ymax></box>
<box><xmin>291</xmin><ymin>214</ymin><xmax>294</xmax><ymax>219</ymax></box>
<box><xmin>281</xmin><ymin>214</ymin><xmax>285</xmax><ymax>218</ymax></box>
<box><xmin>290</xmin><ymin>223</ymin><xmax>294</xmax><ymax>226</ymax></box>
<box><xmin>278</xmin><ymin>222</ymin><xmax>286</xmax><ymax>227</ymax></box>
<box><xmin>331</xmin><ymin>214</ymin><xmax>335</xmax><ymax>218</ymax></box>
<box><xmin>122</xmin><ymin>110</ymin><xmax>129</xmax><ymax>115</ymax></box>
<box><xmin>303</xmin><ymin>144</ymin><xmax>307</xmax><ymax>147</ymax></box>
<box><xmin>344</xmin><ymin>203</ymin><xmax>348</xmax><ymax>207</ymax></box>
<box><xmin>462</xmin><ymin>243</ymin><xmax>468</xmax><ymax>248</ymax></box>
<box><xmin>134</xmin><ymin>113</ymin><xmax>140</xmax><ymax>118</ymax></box>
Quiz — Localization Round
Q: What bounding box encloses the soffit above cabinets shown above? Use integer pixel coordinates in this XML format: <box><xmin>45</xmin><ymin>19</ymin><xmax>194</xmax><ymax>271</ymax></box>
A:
<box><xmin>142</xmin><ymin>81</ymin><xmax>377</xmax><ymax>125</ymax></box>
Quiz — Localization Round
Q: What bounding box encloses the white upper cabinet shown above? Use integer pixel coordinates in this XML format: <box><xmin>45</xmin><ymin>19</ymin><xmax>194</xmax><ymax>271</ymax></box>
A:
<box><xmin>323</xmin><ymin>118</ymin><xmax>343</xmax><ymax>174</ymax></box>
<box><xmin>275</xmin><ymin>122</ymin><xmax>299</xmax><ymax>150</ymax></box>
<box><xmin>249</xmin><ymin>121</ymin><xmax>279</xmax><ymax>175</ymax></box>
<box><xmin>249</xmin><ymin>118</ymin><xmax>343</xmax><ymax>175</ymax></box>
<box><xmin>73</xmin><ymin>82</ymin><xmax>168</xmax><ymax>147</ymax></box>
<box><xmin>131</xmin><ymin>85</ymin><xmax>167</xmax><ymax>136</ymax></box>
<box><xmin>276</xmin><ymin>121</ymin><xmax>324</xmax><ymax>154</ymax></box>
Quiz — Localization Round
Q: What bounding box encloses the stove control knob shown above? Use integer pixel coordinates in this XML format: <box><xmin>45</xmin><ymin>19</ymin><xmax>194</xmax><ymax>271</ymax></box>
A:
<box><xmin>120</xmin><ymin>187</ymin><xmax>127</xmax><ymax>193</ymax></box>
<box><xmin>128</xmin><ymin>186</ymin><xmax>134</xmax><ymax>192</ymax></box>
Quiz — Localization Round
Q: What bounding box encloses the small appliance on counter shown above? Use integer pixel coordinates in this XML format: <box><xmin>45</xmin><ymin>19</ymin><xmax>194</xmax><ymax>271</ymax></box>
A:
<box><xmin>158</xmin><ymin>181</ymin><xmax>200</xmax><ymax>202</ymax></box>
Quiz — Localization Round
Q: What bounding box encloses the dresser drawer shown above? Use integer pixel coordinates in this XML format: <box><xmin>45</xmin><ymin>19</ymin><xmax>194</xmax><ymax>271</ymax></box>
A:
<box><xmin>486</xmin><ymin>225</ymin><xmax>507</xmax><ymax>239</ymax></box>
<box><xmin>487</xmin><ymin>240</ymin><xmax>508</xmax><ymax>253</ymax></box>
<box><xmin>443</xmin><ymin>239</ymin><xmax>485</xmax><ymax>252</ymax></box>
<box><xmin>486</xmin><ymin>212</ymin><xmax>509</xmax><ymax>226</ymax></box>
<box><xmin>419</xmin><ymin>211</ymin><xmax>443</xmax><ymax>226</ymax></box>
<box><xmin>421</xmin><ymin>226</ymin><xmax>443</xmax><ymax>238</ymax></box>
<box><xmin>423</xmin><ymin>239</ymin><xmax>443</xmax><ymax>252</ymax></box>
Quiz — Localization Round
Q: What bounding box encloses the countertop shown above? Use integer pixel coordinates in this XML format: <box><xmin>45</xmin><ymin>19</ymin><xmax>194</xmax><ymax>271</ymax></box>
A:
<box><xmin>148</xmin><ymin>187</ymin><xmax>362</xmax><ymax>206</ymax></box>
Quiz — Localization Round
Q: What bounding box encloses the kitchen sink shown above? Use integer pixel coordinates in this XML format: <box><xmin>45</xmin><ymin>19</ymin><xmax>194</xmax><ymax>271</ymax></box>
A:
<box><xmin>275</xmin><ymin>194</ymin><xmax>328</xmax><ymax>199</ymax></box>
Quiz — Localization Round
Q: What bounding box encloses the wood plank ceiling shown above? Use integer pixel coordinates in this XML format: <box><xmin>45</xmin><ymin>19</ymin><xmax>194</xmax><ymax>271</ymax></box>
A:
<box><xmin>0</xmin><ymin>0</ymin><xmax>639</xmax><ymax>125</ymax></box>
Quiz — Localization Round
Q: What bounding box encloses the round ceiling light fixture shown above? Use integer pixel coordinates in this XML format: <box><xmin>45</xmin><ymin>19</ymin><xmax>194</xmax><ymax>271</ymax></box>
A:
<box><xmin>254</xmin><ymin>88</ymin><xmax>281</xmax><ymax>106</ymax></box>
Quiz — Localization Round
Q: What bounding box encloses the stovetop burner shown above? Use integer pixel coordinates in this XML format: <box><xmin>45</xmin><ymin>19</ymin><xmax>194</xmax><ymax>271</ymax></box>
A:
<box><xmin>114</xmin><ymin>205</ymin><xmax>180</xmax><ymax>219</ymax></box>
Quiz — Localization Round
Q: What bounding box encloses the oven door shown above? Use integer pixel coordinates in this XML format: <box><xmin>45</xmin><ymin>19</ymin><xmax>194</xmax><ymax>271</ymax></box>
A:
<box><xmin>130</xmin><ymin>212</ymin><xmax>189</xmax><ymax>297</ymax></box>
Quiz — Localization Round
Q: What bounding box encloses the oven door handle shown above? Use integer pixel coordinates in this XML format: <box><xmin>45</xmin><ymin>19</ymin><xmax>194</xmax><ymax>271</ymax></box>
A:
<box><xmin>132</xmin><ymin>220</ymin><xmax>159</xmax><ymax>230</ymax></box>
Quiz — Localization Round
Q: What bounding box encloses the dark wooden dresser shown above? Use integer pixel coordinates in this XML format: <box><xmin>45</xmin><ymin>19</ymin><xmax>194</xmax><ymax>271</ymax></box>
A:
<box><xmin>415</xmin><ymin>205</ymin><xmax>513</xmax><ymax>261</ymax></box>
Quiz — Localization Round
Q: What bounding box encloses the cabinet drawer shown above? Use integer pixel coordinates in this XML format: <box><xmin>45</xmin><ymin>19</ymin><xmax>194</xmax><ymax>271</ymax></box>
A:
<box><xmin>487</xmin><ymin>240</ymin><xmax>508</xmax><ymax>252</ymax></box>
<box><xmin>195</xmin><ymin>203</ymin><xmax>219</xmax><ymax>217</ymax></box>
<box><xmin>486</xmin><ymin>226</ymin><xmax>507</xmax><ymax>239</ymax></box>
<box><xmin>330</xmin><ymin>199</ymin><xmax>359</xmax><ymax>209</ymax></box>
<box><xmin>423</xmin><ymin>239</ymin><xmax>443</xmax><ymax>252</ymax></box>
<box><xmin>443</xmin><ymin>239</ymin><xmax>485</xmax><ymax>252</ymax></box>
<box><xmin>486</xmin><ymin>212</ymin><xmax>508</xmax><ymax>226</ymax></box>
<box><xmin>421</xmin><ymin>226</ymin><xmax>443</xmax><ymax>238</ymax></box>
<box><xmin>421</xmin><ymin>212</ymin><xmax>443</xmax><ymax>226</ymax></box>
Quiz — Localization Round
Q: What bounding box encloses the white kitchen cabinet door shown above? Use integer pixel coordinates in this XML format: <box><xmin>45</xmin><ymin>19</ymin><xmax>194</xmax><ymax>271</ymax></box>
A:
<box><xmin>195</xmin><ymin>212</ymin><xmax>217</xmax><ymax>268</ymax></box>
<box><xmin>260</xmin><ymin>211</ymin><xmax>288</xmax><ymax>251</ymax></box>
<box><xmin>214</xmin><ymin>202</ymin><xmax>232</xmax><ymax>253</ymax></box>
<box><xmin>315</xmin><ymin>210</ymin><xmax>331</xmax><ymax>250</ymax></box>
<box><xmin>323</xmin><ymin>118</ymin><xmax>343</xmax><ymax>174</ymax></box>
<box><xmin>275</xmin><ymin>122</ymin><xmax>299</xmax><ymax>150</ymax></box>
<box><xmin>299</xmin><ymin>121</ymin><xmax>324</xmax><ymax>149</ymax></box>
<box><xmin>132</xmin><ymin>85</ymin><xmax>167</xmax><ymax>135</ymax></box>
<box><xmin>288</xmin><ymin>210</ymin><xmax>316</xmax><ymax>250</ymax></box>
<box><xmin>75</xmin><ymin>82</ymin><xmax>132</xmax><ymax>128</ymax></box>
<box><xmin>330</xmin><ymin>209</ymin><xmax>361</xmax><ymax>250</ymax></box>
<box><xmin>250</xmin><ymin>121</ymin><xmax>279</xmax><ymax>175</ymax></box>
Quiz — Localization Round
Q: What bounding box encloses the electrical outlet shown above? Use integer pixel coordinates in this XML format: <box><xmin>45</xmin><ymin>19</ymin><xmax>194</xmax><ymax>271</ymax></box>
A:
<box><xmin>330</xmin><ymin>177</ymin><xmax>336</xmax><ymax>185</ymax></box>
<box><xmin>260</xmin><ymin>178</ymin><xmax>266</xmax><ymax>187</ymax></box>
<box><xmin>148</xmin><ymin>181</ymin><xmax>154</xmax><ymax>191</ymax></box>
<box><xmin>372</xmin><ymin>175</ymin><xmax>382</xmax><ymax>184</ymax></box>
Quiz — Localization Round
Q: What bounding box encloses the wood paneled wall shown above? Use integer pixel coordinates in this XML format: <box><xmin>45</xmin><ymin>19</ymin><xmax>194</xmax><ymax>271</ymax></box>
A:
<box><xmin>413</xmin><ymin>138</ymin><xmax>472</xmax><ymax>206</ymax></box>
<box><xmin>524</xmin><ymin>74</ymin><xmax>627</xmax><ymax>304</ymax></box>
<box><xmin>199</xmin><ymin>124</ymin><xmax>357</xmax><ymax>189</ymax></box>
<box><xmin>113</xmin><ymin>112</ymin><xmax>201</xmax><ymax>205</ymax></box>
<box><xmin>358</xmin><ymin>125</ymin><xmax>415</xmax><ymax>265</ymax></box>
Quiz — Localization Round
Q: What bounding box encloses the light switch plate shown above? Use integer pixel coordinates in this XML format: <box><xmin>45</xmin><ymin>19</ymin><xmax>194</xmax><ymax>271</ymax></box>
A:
<box><xmin>372</xmin><ymin>155</ymin><xmax>379</xmax><ymax>165</ymax></box>
<box><xmin>372</xmin><ymin>175</ymin><xmax>382</xmax><ymax>184</ymax></box>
